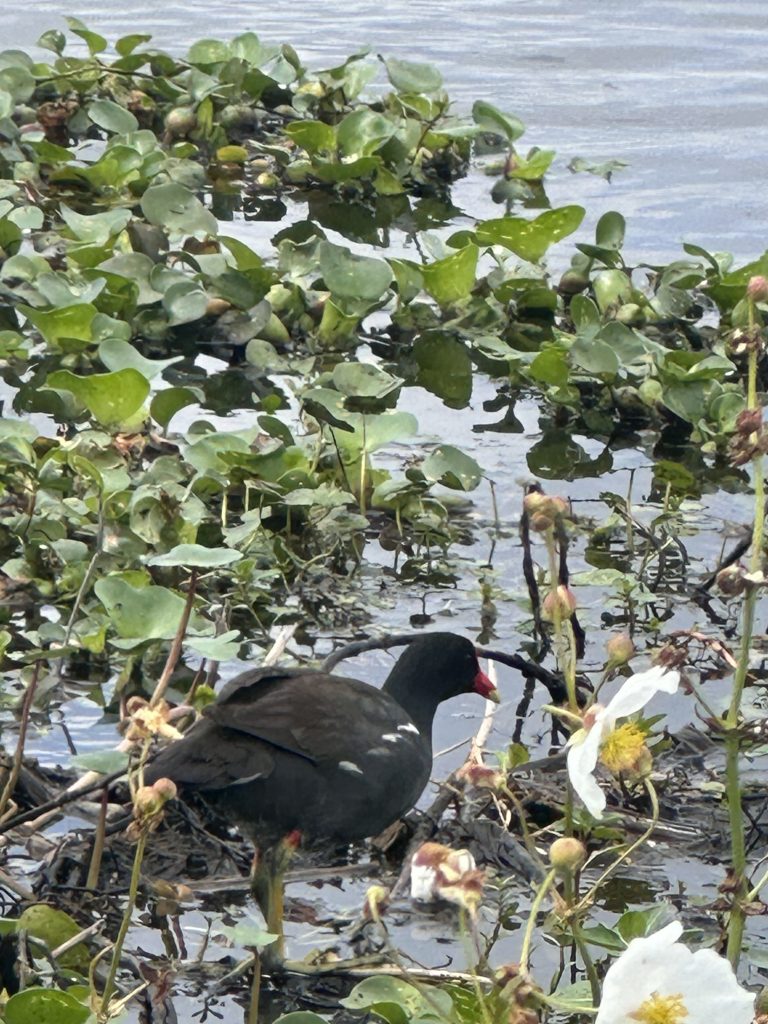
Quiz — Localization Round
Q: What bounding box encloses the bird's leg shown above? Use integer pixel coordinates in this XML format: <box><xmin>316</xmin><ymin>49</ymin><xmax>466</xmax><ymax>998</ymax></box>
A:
<box><xmin>251</xmin><ymin>831</ymin><xmax>301</xmax><ymax>970</ymax></box>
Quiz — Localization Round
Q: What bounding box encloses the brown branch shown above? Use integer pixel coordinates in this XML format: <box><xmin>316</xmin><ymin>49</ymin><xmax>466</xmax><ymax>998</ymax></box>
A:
<box><xmin>0</xmin><ymin>663</ymin><xmax>41</xmax><ymax>822</ymax></box>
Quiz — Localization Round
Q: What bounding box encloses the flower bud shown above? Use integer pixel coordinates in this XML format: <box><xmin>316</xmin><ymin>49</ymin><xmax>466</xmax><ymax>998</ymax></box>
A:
<box><xmin>549</xmin><ymin>836</ymin><xmax>587</xmax><ymax>876</ymax></box>
<box><xmin>605</xmin><ymin>633</ymin><xmax>634</xmax><ymax>666</ymax></box>
<box><xmin>542</xmin><ymin>585</ymin><xmax>577</xmax><ymax>621</ymax></box>
<box><xmin>747</xmin><ymin>276</ymin><xmax>768</xmax><ymax>302</ymax></box>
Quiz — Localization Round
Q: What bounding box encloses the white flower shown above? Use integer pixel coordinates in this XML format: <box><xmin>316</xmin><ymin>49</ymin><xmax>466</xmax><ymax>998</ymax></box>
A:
<box><xmin>567</xmin><ymin>665</ymin><xmax>680</xmax><ymax>818</ymax></box>
<box><xmin>596</xmin><ymin>921</ymin><xmax>754</xmax><ymax>1024</ymax></box>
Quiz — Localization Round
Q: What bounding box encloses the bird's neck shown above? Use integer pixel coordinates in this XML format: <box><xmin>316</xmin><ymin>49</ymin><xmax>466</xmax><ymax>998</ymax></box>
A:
<box><xmin>382</xmin><ymin>673</ymin><xmax>436</xmax><ymax>738</ymax></box>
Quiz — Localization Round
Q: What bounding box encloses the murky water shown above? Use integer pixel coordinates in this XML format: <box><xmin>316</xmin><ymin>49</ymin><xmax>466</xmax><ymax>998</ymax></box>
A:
<box><xmin>9</xmin><ymin>0</ymin><xmax>768</xmax><ymax>260</ymax></box>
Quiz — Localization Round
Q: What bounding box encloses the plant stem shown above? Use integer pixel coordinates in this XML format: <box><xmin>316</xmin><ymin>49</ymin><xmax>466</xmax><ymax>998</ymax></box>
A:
<box><xmin>149</xmin><ymin>569</ymin><xmax>197</xmax><ymax>707</ymax></box>
<box><xmin>519</xmin><ymin>868</ymin><xmax>556</xmax><ymax>974</ymax></box>
<box><xmin>98</xmin><ymin>831</ymin><xmax>147</xmax><ymax>1020</ymax></box>
<box><xmin>0</xmin><ymin>663</ymin><xmax>41</xmax><ymax>821</ymax></box>
<box><xmin>724</xmin><ymin>323</ymin><xmax>764</xmax><ymax>969</ymax></box>
<box><xmin>575</xmin><ymin>779</ymin><xmax>659</xmax><ymax>914</ymax></box>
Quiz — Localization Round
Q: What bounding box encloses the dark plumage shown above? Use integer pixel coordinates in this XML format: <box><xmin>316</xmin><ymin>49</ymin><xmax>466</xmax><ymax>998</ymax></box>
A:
<box><xmin>146</xmin><ymin>632</ymin><xmax>497</xmax><ymax>846</ymax></box>
<box><xmin>144</xmin><ymin>632</ymin><xmax>497</xmax><ymax>962</ymax></box>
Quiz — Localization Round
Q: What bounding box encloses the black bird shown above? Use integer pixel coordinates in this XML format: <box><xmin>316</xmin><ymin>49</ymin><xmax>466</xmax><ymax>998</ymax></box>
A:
<box><xmin>145</xmin><ymin>632</ymin><xmax>498</xmax><ymax>956</ymax></box>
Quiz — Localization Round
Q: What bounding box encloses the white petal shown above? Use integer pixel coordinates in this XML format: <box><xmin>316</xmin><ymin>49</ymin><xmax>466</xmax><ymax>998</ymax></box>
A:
<box><xmin>596</xmin><ymin>922</ymin><xmax>754</xmax><ymax>1024</ymax></box>
<box><xmin>605</xmin><ymin>665</ymin><xmax>680</xmax><ymax>723</ymax></box>
<box><xmin>567</xmin><ymin>724</ymin><xmax>606</xmax><ymax>818</ymax></box>
<box><xmin>410</xmin><ymin>863</ymin><xmax>438</xmax><ymax>901</ymax></box>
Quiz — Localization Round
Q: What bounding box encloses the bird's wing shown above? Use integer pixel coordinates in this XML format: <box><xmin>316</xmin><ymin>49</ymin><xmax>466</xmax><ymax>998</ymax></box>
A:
<box><xmin>147</xmin><ymin>721</ymin><xmax>277</xmax><ymax>789</ymax></box>
<box><xmin>203</xmin><ymin>671</ymin><xmax>412</xmax><ymax>764</ymax></box>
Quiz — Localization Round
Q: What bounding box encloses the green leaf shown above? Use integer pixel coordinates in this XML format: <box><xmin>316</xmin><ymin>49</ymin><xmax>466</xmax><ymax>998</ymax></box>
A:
<box><xmin>95</xmin><ymin>577</ymin><xmax>197</xmax><ymax>644</ymax></box>
<box><xmin>148</xmin><ymin>544</ymin><xmax>243</xmax><ymax>568</ymax></box>
<box><xmin>17</xmin><ymin>903</ymin><xmax>90</xmax><ymax>971</ymax></box>
<box><xmin>5</xmin><ymin>987</ymin><xmax>90</xmax><ymax>1024</ymax></box>
<box><xmin>332</xmin><ymin>363</ymin><xmax>403</xmax><ymax>402</ymax></box>
<box><xmin>141</xmin><ymin>182</ymin><xmax>217</xmax><ymax>239</ymax></box>
<box><xmin>318</xmin><ymin>240</ymin><xmax>392</xmax><ymax>303</ymax></box>
<box><xmin>88</xmin><ymin>98</ymin><xmax>139</xmax><ymax>134</ymax></box>
<box><xmin>341</xmin><ymin>976</ymin><xmax>453</xmax><ymax>1021</ymax></box>
<box><xmin>46</xmin><ymin>369</ymin><xmax>149</xmax><ymax>428</ymax></box>
<box><xmin>336</xmin><ymin>108</ymin><xmax>396</xmax><ymax>158</ymax></box>
<box><xmin>65</xmin><ymin>16</ymin><xmax>108</xmax><ymax>54</ymax></box>
<box><xmin>20</xmin><ymin>303</ymin><xmax>98</xmax><ymax>351</ymax></box>
<box><xmin>596</xmin><ymin>211</ymin><xmax>626</xmax><ymax>251</ymax></box>
<box><xmin>99</xmin><ymin>339</ymin><xmax>182</xmax><ymax>379</ymax></box>
<box><xmin>284</xmin><ymin>119</ymin><xmax>336</xmax><ymax>155</ymax></box>
<box><xmin>476</xmin><ymin>206</ymin><xmax>585</xmax><ymax>262</ymax></box>
<box><xmin>38</xmin><ymin>29</ymin><xmax>66</xmax><ymax>54</ymax></box>
<box><xmin>217</xmin><ymin>922</ymin><xmax>278</xmax><ymax>948</ymax></box>
<box><xmin>151</xmin><ymin>387</ymin><xmax>203</xmax><ymax>429</ymax></box>
<box><xmin>384</xmin><ymin>58</ymin><xmax>443</xmax><ymax>93</ymax></box>
<box><xmin>421</xmin><ymin>244</ymin><xmax>478</xmax><ymax>306</ymax></box>
<box><xmin>422</xmin><ymin>444</ymin><xmax>483</xmax><ymax>490</ymax></box>
<box><xmin>472</xmin><ymin>100</ymin><xmax>525</xmax><ymax>142</ymax></box>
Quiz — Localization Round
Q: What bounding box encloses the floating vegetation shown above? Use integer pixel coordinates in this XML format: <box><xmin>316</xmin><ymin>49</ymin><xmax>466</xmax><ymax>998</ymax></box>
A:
<box><xmin>0</xmin><ymin>18</ymin><xmax>766</xmax><ymax>1024</ymax></box>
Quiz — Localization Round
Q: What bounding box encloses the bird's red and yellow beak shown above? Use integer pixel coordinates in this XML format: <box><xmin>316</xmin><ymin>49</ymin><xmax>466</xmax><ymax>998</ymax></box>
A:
<box><xmin>473</xmin><ymin>667</ymin><xmax>500</xmax><ymax>703</ymax></box>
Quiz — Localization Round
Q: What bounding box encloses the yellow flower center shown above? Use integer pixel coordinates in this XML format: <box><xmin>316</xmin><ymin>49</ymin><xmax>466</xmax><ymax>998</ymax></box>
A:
<box><xmin>600</xmin><ymin>722</ymin><xmax>648</xmax><ymax>776</ymax></box>
<box><xmin>630</xmin><ymin>991</ymin><xmax>688</xmax><ymax>1024</ymax></box>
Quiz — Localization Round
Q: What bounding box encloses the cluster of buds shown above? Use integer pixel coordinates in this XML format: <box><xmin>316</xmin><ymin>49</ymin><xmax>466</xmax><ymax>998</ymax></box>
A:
<box><xmin>716</xmin><ymin>562</ymin><xmax>767</xmax><ymax>598</ymax></box>
<box><xmin>523</xmin><ymin>492</ymin><xmax>570</xmax><ymax>534</ymax></box>
<box><xmin>541</xmin><ymin>584</ymin><xmax>577</xmax><ymax>622</ymax></box>
<box><xmin>728</xmin><ymin>408</ymin><xmax>768</xmax><ymax>467</ymax></box>
<box><xmin>127</xmin><ymin>778</ymin><xmax>177</xmax><ymax>840</ymax></box>
<box><xmin>124</xmin><ymin>696</ymin><xmax>186</xmax><ymax>744</ymax></box>
<box><xmin>410</xmin><ymin>842</ymin><xmax>486</xmax><ymax>916</ymax></box>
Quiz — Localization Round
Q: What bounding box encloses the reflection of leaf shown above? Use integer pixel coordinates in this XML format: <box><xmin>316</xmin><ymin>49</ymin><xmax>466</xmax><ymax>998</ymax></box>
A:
<box><xmin>413</xmin><ymin>333</ymin><xmax>472</xmax><ymax>408</ymax></box>
<box><xmin>527</xmin><ymin>433</ymin><xmax>613</xmax><ymax>480</ymax></box>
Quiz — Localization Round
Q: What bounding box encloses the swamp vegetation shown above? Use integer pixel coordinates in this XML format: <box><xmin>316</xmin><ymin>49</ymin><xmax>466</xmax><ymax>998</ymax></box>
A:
<box><xmin>0</xmin><ymin>19</ymin><xmax>766</xmax><ymax>1024</ymax></box>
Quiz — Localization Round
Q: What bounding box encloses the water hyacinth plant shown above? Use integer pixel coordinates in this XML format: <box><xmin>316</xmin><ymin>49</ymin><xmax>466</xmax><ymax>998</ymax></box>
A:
<box><xmin>0</xmin><ymin>18</ymin><xmax>768</xmax><ymax>1024</ymax></box>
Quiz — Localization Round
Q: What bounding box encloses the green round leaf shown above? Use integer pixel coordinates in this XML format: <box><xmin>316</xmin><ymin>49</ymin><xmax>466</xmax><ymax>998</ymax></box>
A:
<box><xmin>422</xmin><ymin>444</ymin><xmax>483</xmax><ymax>490</ymax></box>
<box><xmin>88</xmin><ymin>98</ymin><xmax>139</xmax><ymax>134</ymax></box>
<box><xmin>46</xmin><ymin>368</ymin><xmax>149</xmax><ymax>427</ymax></box>
<box><xmin>5</xmin><ymin>988</ymin><xmax>90</xmax><ymax>1024</ymax></box>
<box><xmin>148</xmin><ymin>544</ymin><xmax>243</xmax><ymax>568</ymax></box>
<box><xmin>141</xmin><ymin>182</ymin><xmax>217</xmax><ymax>239</ymax></box>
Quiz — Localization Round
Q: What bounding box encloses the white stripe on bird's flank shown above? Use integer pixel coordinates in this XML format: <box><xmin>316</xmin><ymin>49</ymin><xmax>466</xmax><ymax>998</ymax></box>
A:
<box><xmin>338</xmin><ymin>760</ymin><xmax>363</xmax><ymax>774</ymax></box>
